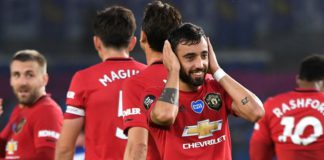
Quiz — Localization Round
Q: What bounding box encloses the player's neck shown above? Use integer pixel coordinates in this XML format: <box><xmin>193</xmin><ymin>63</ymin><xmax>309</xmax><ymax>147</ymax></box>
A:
<box><xmin>179</xmin><ymin>80</ymin><xmax>200</xmax><ymax>92</ymax></box>
<box><xmin>100</xmin><ymin>47</ymin><xmax>129</xmax><ymax>61</ymax></box>
<box><xmin>145</xmin><ymin>50</ymin><xmax>163</xmax><ymax>65</ymax></box>
<box><xmin>297</xmin><ymin>79</ymin><xmax>322</xmax><ymax>91</ymax></box>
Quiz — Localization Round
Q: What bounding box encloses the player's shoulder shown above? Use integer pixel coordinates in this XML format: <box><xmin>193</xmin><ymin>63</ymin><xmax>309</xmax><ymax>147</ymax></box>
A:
<box><xmin>34</xmin><ymin>96</ymin><xmax>62</xmax><ymax>113</ymax></box>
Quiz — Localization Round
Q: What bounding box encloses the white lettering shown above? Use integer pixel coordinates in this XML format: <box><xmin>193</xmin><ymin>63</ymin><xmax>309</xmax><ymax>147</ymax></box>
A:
<box><xmin>273</xmin><ymin>108</ymin><xmax>283</xmax><ymax>118</ymax></box>
<box><xmin>38</xmin><ymin>130</ymin><xmax>60</xmax><ymax>139</ymax></box>
<box><xmin>272</xmin><ymin>98</ymin><xmax>324</xmax><ymax>118</ymax></box>
<box><xmin>183</xmin><ymin>135</ymin><xmax>226</xmax><ymax>149</ymax></box>
<box><xmin>66</xmin><ymin>91</ymin><xmax>75</xmax><ymax>99</ymax></box>
<box><xmin>123</xmin><ymin>108</ymin><xmax>141</xmax><ymax>117</ymax></box>
<box><xmin>99</xmin><ymin>69</ymin><xmax>140</xmax><ymax>86</ymax></box>
<box><xmin>66</xmin><ymin>106</ymin><xmax>85</xmax><ymax>116</ymax></box>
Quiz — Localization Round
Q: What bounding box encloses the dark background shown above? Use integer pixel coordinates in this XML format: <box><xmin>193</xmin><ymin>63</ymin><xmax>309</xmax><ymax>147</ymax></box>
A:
<box><xmin>1</xmin><ymin>0</ymin><xmax>324</xmax><ymax>159</ymax></box>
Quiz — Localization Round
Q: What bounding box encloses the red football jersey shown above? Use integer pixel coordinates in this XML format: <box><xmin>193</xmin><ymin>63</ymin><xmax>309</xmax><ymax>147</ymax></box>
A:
<box><xmin>122</xmin><ymin>62</ymin><xmax>166</xmax><ymax>160</ymax></box>
<box><xmin>65</xmin><ymin>58</ymin><xmax>146</xmax><ymax>160</ymax></box>
<box><xmin>145</xmin><ymin>78</ymin><xmax>233</xmax><ymax>160</ymax></box>
<box><xmin>250</xmin><ymin>88</ymin><xmax>324</xmax><ymax>160</ymax></box>
<box><xmin>0</xmin><ymin>95</ymin><xmax>63</xmax><ymax>159</ymax></box>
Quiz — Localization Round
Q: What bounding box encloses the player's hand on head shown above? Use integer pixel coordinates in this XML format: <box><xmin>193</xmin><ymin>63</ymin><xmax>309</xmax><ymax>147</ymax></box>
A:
<box><xmin>0</xmin><ymin>98</ymin><xmax>3</xmax><ymax>116</ymax></box>
<box><xmin>207</xmin><ymin>38</ymin><xmax>220</xmax><ymax>74</ymax></box>
<box><xmin>163</xmin><ymin>40</ymin><xmax>180</xmax><ymax>73</ymax></box>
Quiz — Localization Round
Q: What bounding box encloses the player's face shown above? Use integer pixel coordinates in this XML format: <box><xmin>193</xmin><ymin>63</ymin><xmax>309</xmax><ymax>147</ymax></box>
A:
<box><xmin>176</xmin><ymin>37</ymin><xmax>208</xmax><ymax>86</ymax></box>
<box><xmin>10</xmin><ymin>60</ymin><xmax>47</xmax><ymax>106</ymax></box>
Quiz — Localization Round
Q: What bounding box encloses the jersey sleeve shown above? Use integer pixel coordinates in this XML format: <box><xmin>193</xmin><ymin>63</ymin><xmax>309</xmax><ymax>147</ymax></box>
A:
<box><xmin>64</xmin><ymin>71</ymin><xmax>86</xmax><ymax>119</ymax></box>
<box><xmin>122</xmin><ymin>78</ymin><xmax>149</xmax><ymax>135</ymax></box>
<box><xmin>249</xmin><ymin>100</ymin><xmax>274</xmax><ymax>160</ymax></box>
<box><xmin>32</xmin><ymin>105</ymin><xmax>63</xmax><ymax>149</ymax></box>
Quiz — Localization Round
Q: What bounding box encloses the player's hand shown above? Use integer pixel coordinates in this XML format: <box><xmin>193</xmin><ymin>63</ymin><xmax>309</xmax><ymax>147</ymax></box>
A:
<box><xmin>0</xmin><ymin>98</ymin><xmax>3</xmax><ymax>116</ymax></box>
<box><xmin>163</xmin><ymin>40</ymin><xmax>180</xmax><ymax>73</ymax></box>
<box><xmin>207</xmin><ymin>38</ymin><xmax>220</xmax><ymax>74</ymax></box>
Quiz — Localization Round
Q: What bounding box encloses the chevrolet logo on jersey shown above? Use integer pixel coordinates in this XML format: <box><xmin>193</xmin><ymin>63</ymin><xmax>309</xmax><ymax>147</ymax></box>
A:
<box><xmin>182</xmin><ymin>119</ymin><xmax>222</xmax><ymax>139</ymax></box>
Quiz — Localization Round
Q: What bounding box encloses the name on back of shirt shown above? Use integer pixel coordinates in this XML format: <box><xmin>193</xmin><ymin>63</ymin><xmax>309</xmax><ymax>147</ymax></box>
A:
<box><xmin>99</xmin><ymin>69</ymin><xmax>140</xmax><ymax>86</ymax></box>
<box><xmin>273</xmin><ymin>98</ymin><xmax>324</xmax><ymax>118</ymax></box>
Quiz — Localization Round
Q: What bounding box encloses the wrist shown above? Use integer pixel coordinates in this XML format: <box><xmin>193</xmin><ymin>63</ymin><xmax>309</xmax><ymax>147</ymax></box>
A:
<box><xmin>213</xmin><ymin>68</ymin><xmax>226</xmax><ymax>82</ymax></box>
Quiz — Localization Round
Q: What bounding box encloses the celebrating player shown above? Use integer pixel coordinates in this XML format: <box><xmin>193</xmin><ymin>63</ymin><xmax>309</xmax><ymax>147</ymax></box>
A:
<box><xmin>250</xmin><ymin>55</ymin><xmax>324</xmax><ymax>160</ymax></box>
<box><xmin>153</xmin><ymin>23</ymin><xmax>264</xmax><ymax>159</ymax></box>
<box><xmin>122</xmin><ymin>1</ymin><xmax>182</xmax><ymax>159</ymax></box>
<box><xmin>0</xmin><ymin>50</ymin><xmax>63</xmax><ymax>159</ymax></box>
<box><xmin>55</xmin><ymin>6</ymin><xmax>146</xmax><ymax>160</ymax></box>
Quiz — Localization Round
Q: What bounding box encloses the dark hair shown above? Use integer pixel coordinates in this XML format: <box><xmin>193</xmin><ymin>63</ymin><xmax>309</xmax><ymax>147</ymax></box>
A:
<box><xmin>93</xmin><ymin>6</ymin><xmax>136</xmax><ymax>49</ymax></box>
<box><xmin>11</xmin><ymin>50</ymin><xmax>47</xmax><ymax>73</ymax></box>
<box><xmin>299</xmin><ymin>55</ymin><xmax>324</xmax><ymax>81</ymax></box>
<box><xmin>142</xmin><ymin>1</ymin><xmax>182</xmax><ymax>52</ymax></box>
<box><xmin>168</xmin><ymin>23</ymin><xmax>206</xmax><ymax>53</ymax></box>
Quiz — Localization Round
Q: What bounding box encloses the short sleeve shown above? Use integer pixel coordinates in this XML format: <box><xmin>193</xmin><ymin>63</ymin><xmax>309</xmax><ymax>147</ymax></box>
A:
<box><xmin>249</xmin><ymin>100</ymin><xmax>274</xmax><ymax>160</ymax></box>
<box><xmin>122</xmin><ymin>78</ymin><xmax>149</xmax><ymax>135</ymax></box>
<box><xmin>32</xmin><ymin>106</ymin><xmax>63</xmax><ymax>149</ymax></box>
<box><xmin>65</xmin><ymin>72</ymin><xmax>86</xmax><ymax>118</ymax></box>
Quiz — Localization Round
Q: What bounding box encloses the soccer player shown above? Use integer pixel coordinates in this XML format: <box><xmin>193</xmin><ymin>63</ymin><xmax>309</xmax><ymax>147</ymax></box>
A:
<box><xmin>0</xmin><ymin>50</ymin><xmax>63</xmax><ymax>160</ymax></box>
<box><xmin>122</xmin><ymin>1</ymin><xmax>182</xmax><ymax>159</ymax></box>
<box><xmin>250</xmin><ymin>55</ymin><xmax>324</xmax><ymax>160</ymax></box>
<box><xmin>155</xmin><ymin>23</ymin><xmax>264</xmax><ymax>159</ymax></box>
<box><xmin>55</xmin><ymin>6</ymin><xmax>146</xmax><ymax>160</ymax></box>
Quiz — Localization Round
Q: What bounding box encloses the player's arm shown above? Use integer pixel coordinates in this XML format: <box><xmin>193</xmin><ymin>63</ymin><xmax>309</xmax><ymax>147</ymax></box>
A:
<box><xmin>249</xmin><ymin>115</ymin><xmax>274</xmax><ymax>160</ymax></box>
<box><xmin>151</xmin><ymin>41</ymin><xmax>180</xmax><ymax>126</ymax></box>
<box><xmin>55</xmin><ymin>117</ymin><xmax>84</xmax><ymax>160</ymax></box>
<box><xmin>124</xmin><ymin>127</ymin><xmax>148</xmax><ymax>160</ymax></box>
<box><xmin>207</xmin><ymin>38</ymin><xmax>264</xmax><ymax>122</ymax></box>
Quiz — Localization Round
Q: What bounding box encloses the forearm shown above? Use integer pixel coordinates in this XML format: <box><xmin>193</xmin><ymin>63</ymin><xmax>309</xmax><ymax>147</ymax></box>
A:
<box><xmin>217</xmin><ymin>72</ymin><xmax>264</xmax><ymax>122</ymax></box>
<box><xmin>151</xmin><ymin>71</ymin><xmax>179</xmax><ymax>126</ymax></box>
<box><xmin>55</xmin><ymin>118</ymin><xmax>83</xmax><ymax>160</ymax></box>
<box><xmin>124</xmin><ymin>127</ymin><xmax>148</xmax><ymax>160</ymax></box>
<box><xmin>54</xmin><ymin>145</ymin><xmax>75</xmax><ymax>160</ymax></box>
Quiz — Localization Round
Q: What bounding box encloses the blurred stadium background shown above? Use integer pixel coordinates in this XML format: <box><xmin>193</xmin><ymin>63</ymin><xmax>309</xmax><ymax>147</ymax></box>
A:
<box><xmin>0</xmin><ymin>0</ymin><xmax>324</xmax><ymax>159</ymax></box>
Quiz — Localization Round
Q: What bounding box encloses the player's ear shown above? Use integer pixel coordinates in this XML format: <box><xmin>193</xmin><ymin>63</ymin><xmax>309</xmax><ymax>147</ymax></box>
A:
<box><xmin>43</xmin><ymin>73</ymin><xmax>49</xmax><ymax>86</ymax></box>
<box><xmin>140</xmin><ymin>31</ymin><xmax>147</xmax><ymax>44</ymax></box>
<box><xmin>93</xmin><ymin>36</ymin><xmax>102</xmax><ymax>52</ymax></box>
<box><xmin>128</xmin><ymin>36</ymin><xmax>137</xmax><ymax>52</ymax></box>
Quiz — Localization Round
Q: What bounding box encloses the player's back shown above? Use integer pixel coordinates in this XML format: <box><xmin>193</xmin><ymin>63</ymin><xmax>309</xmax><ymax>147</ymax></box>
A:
<box><xmin>265</xmin><ymin>88</ymin><xmax>324</xmax><ymax>159</ymax></box>
<box><xmin>66</xmin><ymin>58</ymin><xmax>146</xmax><ymax>159</ymax></box>
<box><xmin>123</xmin><ymin>61</ymin><xmax>167</xmax><ymax>160</ymax></box>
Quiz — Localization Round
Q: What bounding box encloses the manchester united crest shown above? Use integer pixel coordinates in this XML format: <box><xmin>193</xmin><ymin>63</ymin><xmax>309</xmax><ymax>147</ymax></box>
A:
<box><xmin>204</xmin><ymin>93</ymin><xmax>222</xmax><ymax>111</ymax></box>
<box><xmin>12</xmin><ymin>118</ymin><xmax>26</xmax><ymax>133</ymax></box>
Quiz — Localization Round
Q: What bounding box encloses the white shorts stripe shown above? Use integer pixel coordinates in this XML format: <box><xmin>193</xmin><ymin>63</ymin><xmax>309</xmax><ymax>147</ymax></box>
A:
<box><xmin>66</xmin><ymin>106</ymin><xmax>85</xmax><ymax>116</ymax></box>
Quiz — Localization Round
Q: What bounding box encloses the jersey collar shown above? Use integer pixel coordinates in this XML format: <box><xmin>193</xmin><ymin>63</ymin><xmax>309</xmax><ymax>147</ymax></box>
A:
<box><xmin>105</xmin><ymin>57</ymin><xmax>133</xmax><ymax>61</ymax></box>
<box><xmin>294</xmin><ymin>88</ymin><xmax>321</xmax><ymax>92</ymax></box>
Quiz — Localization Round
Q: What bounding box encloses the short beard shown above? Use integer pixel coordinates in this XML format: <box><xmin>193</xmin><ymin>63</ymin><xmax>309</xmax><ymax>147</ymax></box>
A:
<box><xmin>179</xmin><ymin>68</ymin><xmax>206</xmax><ymax>87</ymax></box>
<box><xmin>15</xmin><ymin>90</ymin><xmax>39</xmax><ymax>107</ymax></box>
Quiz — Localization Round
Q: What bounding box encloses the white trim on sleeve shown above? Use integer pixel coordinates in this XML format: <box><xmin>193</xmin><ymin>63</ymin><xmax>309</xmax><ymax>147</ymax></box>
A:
<box><xmin>66</xmin><ymin>106</ymin><xmax>85</xmax><ymax>116</ymax></box>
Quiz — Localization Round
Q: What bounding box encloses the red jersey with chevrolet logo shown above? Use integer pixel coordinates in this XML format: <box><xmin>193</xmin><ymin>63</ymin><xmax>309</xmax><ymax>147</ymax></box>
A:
<box><xmin>0</xmin><ymin>95</ymin><xmax>63</xmax><ymax>159</ymax></box>
<box><xmin>147</xmin><ymin>78</ymin><xmax>233</xmax><ymax>160</ymax></box>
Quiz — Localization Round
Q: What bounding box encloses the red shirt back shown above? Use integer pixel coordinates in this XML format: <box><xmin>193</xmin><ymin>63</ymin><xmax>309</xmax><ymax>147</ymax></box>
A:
<box><xmin>123</xmin><ymin>62</ymin><xmax>166</xmax><ymax>160</ymax></box>
<box><xmin>0</xmin><ymin>95</ymin><xmax>63</xmax><ymax>159</ymax></box>
<box><xmin>250</xmin><ymin>88</ymin><xmax>324</xmax><ymax>160</ymax></box>
<box><xmin>65</xmin><ymin>58</ymin><xmax>146</xmax><ymax>160</ymax></box>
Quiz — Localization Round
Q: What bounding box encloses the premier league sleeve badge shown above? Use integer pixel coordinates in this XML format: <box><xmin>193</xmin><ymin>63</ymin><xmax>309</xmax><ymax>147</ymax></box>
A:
<box><xmin>204</xmin><ymin>93</ymin><xmax>222</xmax><ymax>111</ymax></box>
